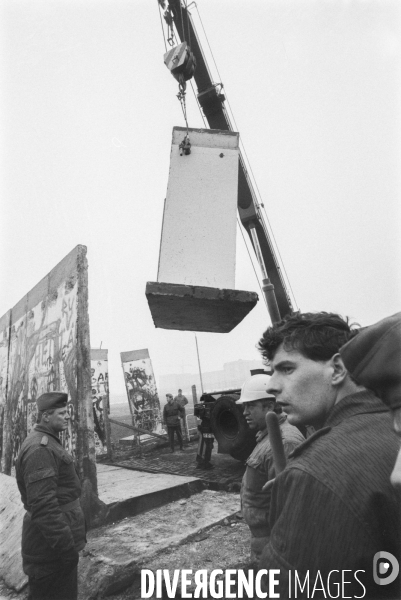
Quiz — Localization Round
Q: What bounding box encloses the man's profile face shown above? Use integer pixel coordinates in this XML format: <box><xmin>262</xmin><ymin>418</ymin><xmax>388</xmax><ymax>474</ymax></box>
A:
<box><xmin>167</xmin><ymin>395</ymin><xmax>173</xmax><ymax>404</ymax></box>
<box><xmin>390</xmin><ymin>408</ymin><xmax>401</xmax><ymax>490</ymax></box>
<box><xmin>243</xmin><ymin>400</ymin><xmax>271</xmax><ymax>431</ymax></box>
<box><xmin>267</xmin><ymin>344</ymin><xmax>336</xmax><ymax>429</ymax></box>
<box><xmin>46</xmin><ymin>407</ymin><xmax>70</xmax><ymax>433</ymax></box>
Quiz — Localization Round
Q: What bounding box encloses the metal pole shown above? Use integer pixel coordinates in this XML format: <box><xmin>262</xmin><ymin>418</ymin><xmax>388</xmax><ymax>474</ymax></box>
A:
<box><xmin>249</xmin><ymin>223</ymin><xmax>281</xmax><ymax>324</ymax></box>
<box><xmin>195</xmin><ymin>335</ymin><xmax>204</xmax><ymax>394</ymax></box>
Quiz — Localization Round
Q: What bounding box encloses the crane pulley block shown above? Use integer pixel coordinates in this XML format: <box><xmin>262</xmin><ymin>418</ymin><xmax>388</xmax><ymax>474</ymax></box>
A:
<box><xmin>164</xmin><ymin>41</ymin><xmax>196</xmax><ymax>85</ymax></box>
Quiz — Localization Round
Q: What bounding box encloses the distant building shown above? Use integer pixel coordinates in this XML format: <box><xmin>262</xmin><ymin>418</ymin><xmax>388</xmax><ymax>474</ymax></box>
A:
<box><xmin>158</xmin><ymin>358</ymin><xmax>266</xmax><ymax>407</ymax></box>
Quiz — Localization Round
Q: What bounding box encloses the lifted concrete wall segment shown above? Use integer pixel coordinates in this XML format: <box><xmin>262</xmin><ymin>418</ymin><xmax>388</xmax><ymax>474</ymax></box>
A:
<box><xmin>0</xmin><ymin>245</ymin><xmax>96</xmax><ymax>496</ymax></box>
<box><xmin>158</xmin><ymin>127</ymin><xmax>239</xmax><ymax>289</ymax></box>
<box><xmin>146</xmin><ymin>281</ymin><xmax>258</xmax><ymax>333</ymax></box>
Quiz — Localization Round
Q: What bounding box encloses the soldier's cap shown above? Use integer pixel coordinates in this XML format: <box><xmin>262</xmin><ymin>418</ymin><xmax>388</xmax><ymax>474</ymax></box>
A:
<box><xmin>37</xmin><ymin>392</ymin><xmax>68</xmax><ymax>411</ymax></box>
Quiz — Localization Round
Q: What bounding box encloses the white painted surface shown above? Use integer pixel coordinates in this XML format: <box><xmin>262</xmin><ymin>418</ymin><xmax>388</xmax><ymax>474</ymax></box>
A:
<box><xmin>158</xmin><ymin>127</ymin><xmax>239</xmax><ymax>289</ymax></box>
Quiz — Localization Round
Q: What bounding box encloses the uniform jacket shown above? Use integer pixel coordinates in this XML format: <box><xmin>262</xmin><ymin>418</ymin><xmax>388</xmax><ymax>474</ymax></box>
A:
<box><xmin>15</xmin><ymin>423</ymin><xmax>86</xmax><ymax>564</ymax></box>
<box><xmin>163</xmin><ymin>401</ymin><xmax>184</xmax><ymax>427</ymax></box>
<box><xmin>241</xmin><ymin>416</ymin><xmax>304</xmax><ymax>537</ymax></box>
<box><xmin>259</xmin><ymin>391</ymin><xmax>401</xmax><ymax>599</ymax></box>
<box><xmin>174</xmin><ymin>394</ymin><xmax>188</xmax><ymax>409</ymax></box>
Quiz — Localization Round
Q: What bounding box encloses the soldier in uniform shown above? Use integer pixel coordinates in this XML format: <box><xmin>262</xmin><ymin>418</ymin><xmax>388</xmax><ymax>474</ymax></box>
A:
<box><xmin>174</xmin><ymin>389</ymin><xmax>189</xmax><ymax>441</ymax></box>
<box><xmin>16</xmin><ymin>392</ymin><xmax>86</xmax><ymax>600</ymax></box>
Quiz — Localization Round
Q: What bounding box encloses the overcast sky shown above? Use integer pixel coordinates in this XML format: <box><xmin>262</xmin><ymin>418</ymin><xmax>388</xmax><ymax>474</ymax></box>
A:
<box><xmin>1</xmin><ymin>0</ymin><xmax>400</xmax><ymax>398</ymax></box>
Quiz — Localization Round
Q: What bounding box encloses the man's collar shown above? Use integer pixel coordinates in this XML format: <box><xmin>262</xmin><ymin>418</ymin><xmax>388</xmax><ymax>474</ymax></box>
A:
<box><xmin>289</xmin><ymin>390</ymin><xmax>387</xmax><ymax>459</ymax></box>
<box><xmin>34</xmin><ymin>422</ymin><xmax>62</xmax><ymax>443</ymax></box>
<box><xmin>324</xmin><ymin>389</ymin><xmax>388</xmax><ymax>428</ymax></box>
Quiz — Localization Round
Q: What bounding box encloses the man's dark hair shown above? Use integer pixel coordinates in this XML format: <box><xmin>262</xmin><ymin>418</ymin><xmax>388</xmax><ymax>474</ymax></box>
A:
<box><xmin>37</xmin><ymin>408</ymin><xmax>56</xmax><ymax>423</ymax></box>
<box><xmin>258</xmin><ymin>312</ymin><xmax>359</xmax><ymax>362</ymax></box>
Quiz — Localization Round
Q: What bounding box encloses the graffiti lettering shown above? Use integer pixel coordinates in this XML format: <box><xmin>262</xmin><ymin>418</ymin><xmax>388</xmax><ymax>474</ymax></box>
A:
<box><xmin>62</xmin><ymin>297</ymin><xmax>74</xmax><ymax>330</ymax></box>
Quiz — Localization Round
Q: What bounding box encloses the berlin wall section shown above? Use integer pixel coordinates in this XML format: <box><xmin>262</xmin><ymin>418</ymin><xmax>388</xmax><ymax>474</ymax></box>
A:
<box><xmin>0</xmin><ymin>245</ymin><xmax>97</xmax><ymax>498</ymax></box>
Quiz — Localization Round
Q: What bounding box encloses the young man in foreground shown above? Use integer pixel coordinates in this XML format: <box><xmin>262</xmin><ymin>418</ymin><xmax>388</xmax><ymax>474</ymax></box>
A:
<box><xmin>258</xmin><ymin>312</ymin><xmax>400</xmax><ymax>599</ymax></box>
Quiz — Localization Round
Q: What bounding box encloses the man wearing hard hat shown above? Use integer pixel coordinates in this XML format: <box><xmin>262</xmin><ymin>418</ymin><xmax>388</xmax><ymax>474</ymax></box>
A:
<box><xmin>236</xmin><ymin>373</ymin><xmax>304</xmax><ymax>564</ymax></box>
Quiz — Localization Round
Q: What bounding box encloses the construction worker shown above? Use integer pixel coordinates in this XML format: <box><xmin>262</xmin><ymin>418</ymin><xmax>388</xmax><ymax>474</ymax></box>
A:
<box><xmin>236</xmin><ymin>373</ymin><xmax>304</xmax><ymax>564</ymax></box>
<box><xmin>15</xmin><ymin>392</ymin><xmax>86</xmax><ymax>600</ymax></box>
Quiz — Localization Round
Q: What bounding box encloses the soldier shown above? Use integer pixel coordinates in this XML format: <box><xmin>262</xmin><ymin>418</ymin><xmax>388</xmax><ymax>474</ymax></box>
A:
<box><xmin>174</xmin><ymin>388</ymin><xmax>189</xmax><ymax>441</ymax></box>
<box><xmin>236</xmin><ymin>373</ymin><xmax>304</xmax><ymax>564</ymax></box>
<box><xmin>16</xmin><ymin>392</ymin><xmax>86</xmax><ymax>600</ymax></box>
<box><xmin>163</xmin><ymin>393</ymin><xmax>184</xmax><ymax>452</ymax></box>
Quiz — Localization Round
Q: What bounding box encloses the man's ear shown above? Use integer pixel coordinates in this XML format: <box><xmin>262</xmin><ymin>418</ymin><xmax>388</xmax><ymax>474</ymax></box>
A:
<box><xmin>331</xmin><ymin>353</ymin><xmax>348</xmax><ymax>386</ymax></box>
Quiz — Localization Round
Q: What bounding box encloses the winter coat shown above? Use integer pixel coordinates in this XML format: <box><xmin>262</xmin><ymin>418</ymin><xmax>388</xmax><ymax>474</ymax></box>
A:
<box><xmin>241</xmin><ymin>416</ymin><xmax>304</xmax><ymax>538</ymax></box>
<box><xmin>163</xmin><ymin>401</ymin><xmax>184</xmax><ymax>427</ymax></box>
<box><xmin>15</xmin><ymin>423</ymin><xmax>86</xmax><ymax>565</ymax></box>
<box><xmin>259</xmin><ymin>391</ymin><xmax>401</xmax><ymax>599</ymax></box>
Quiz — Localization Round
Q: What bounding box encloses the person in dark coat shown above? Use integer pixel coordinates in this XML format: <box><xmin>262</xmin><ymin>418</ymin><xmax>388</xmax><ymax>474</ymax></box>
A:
<box><xmin>174</xmin><ymin>389</ymin><xmax>189</xmax><ymax>441</ymax></box>
<box><xmin>163</xmin><ymin>393</ymin><xmax>184</xmax><ymax>452</ymax></box>
<box><xmin>257</xmin><ymin>312</ymin><xmax>400</xmax><ymax>599</ymax></box>
<box><xmin>340</xmin><ymin>311</ymin><xmax>401</xmax><ymax>490</ymax></box>
<box><xmin>16</xmin><ymin>392</ymin><xmax>86</xmax><ymax>600</ymax></box>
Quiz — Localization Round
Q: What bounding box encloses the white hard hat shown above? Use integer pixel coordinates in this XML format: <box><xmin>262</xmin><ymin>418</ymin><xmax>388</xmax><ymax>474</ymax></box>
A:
<box><xmin>236</xmin><ymin>374</ymin><xmax>275</xmax><ymax>404</ymax></box>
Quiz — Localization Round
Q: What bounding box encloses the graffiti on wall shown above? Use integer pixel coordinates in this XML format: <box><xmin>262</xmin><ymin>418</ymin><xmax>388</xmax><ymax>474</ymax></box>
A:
<box><xmin>120</xmin><ymin>349</ymin><xmax>162</xmax><ymax>436</ymax></box>
<box><xmin>91</xmin><ymin>349</ymin><xmax>109</xmax><ymax>455</ymax></box>
<box><xmin>2</xmin><ymin>279</ymin><xmax>78</xmax><ymax>475</ymax></box>
<box><xmin>0</xmin><ymin>313</ymin><xmax>11</xmax><ymax>467</ymax></box>
<box><xmin>0</xmin><ymin>246</ymin><xmax>92</xmax><ymax>478</ymax></box>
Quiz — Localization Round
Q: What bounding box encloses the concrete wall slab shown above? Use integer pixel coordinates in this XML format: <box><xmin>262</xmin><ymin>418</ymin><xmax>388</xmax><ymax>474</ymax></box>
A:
<box><xmin>157</xmin><ymin>127</ymin><xmax>239</xmax><ymax>289</ymax></box>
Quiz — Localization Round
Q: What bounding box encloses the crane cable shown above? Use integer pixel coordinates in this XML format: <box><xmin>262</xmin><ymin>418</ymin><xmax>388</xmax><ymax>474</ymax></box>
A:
<box><xmin>158</xmin><ymin>1</ymin><xmax>168</xmax><ymax>52</ymax></box>
<box><xmin>177</xmin><ymin>1</ymin><xmax>192</xmax><ymax>140</ymax></box>
<box><xmin>157</xmin><ymin>1</ymin><xmax>288</xmax><ymax>309</ymax></box>
<box><xmin>158</xmin><ymin>1</ymin><xmax>192</xmax><ymax>144</ymax></box>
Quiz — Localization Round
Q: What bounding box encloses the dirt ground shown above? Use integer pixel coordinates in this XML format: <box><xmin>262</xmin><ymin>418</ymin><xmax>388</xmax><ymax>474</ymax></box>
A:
<box><xmin>99</xmin><ymin>438</ymin><xmax>246</xmax><ymax>491</ymax></box>
<box><xmin>107</xmin><ymin>518</ymin><xmax>252</xmax><ymax>600</ymax></box>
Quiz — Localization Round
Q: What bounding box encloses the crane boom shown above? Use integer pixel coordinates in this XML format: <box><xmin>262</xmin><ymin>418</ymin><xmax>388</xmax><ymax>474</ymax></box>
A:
<box><xmin>164</xmin><ymin>0</ymin><xmax>294</xmax><ymax>321</ymax></box>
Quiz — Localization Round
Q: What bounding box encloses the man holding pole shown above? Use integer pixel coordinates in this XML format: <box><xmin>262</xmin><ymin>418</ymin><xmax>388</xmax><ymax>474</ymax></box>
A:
<box><xmin>236</xmin><ymin>373</ymin><xmax>303</xmax><ymax>564</ymax></box>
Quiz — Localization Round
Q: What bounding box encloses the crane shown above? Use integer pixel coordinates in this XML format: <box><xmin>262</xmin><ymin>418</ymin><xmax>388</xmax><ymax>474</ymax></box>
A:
<box><xmin>159</xmin><ymin>0</ymin><xmax>294</xmax><ymax>325</ymax></box>
<box><xmin>156</xmin><ymin>0</ymin><xmax>297</xmax><ymax>465</ymax></box>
